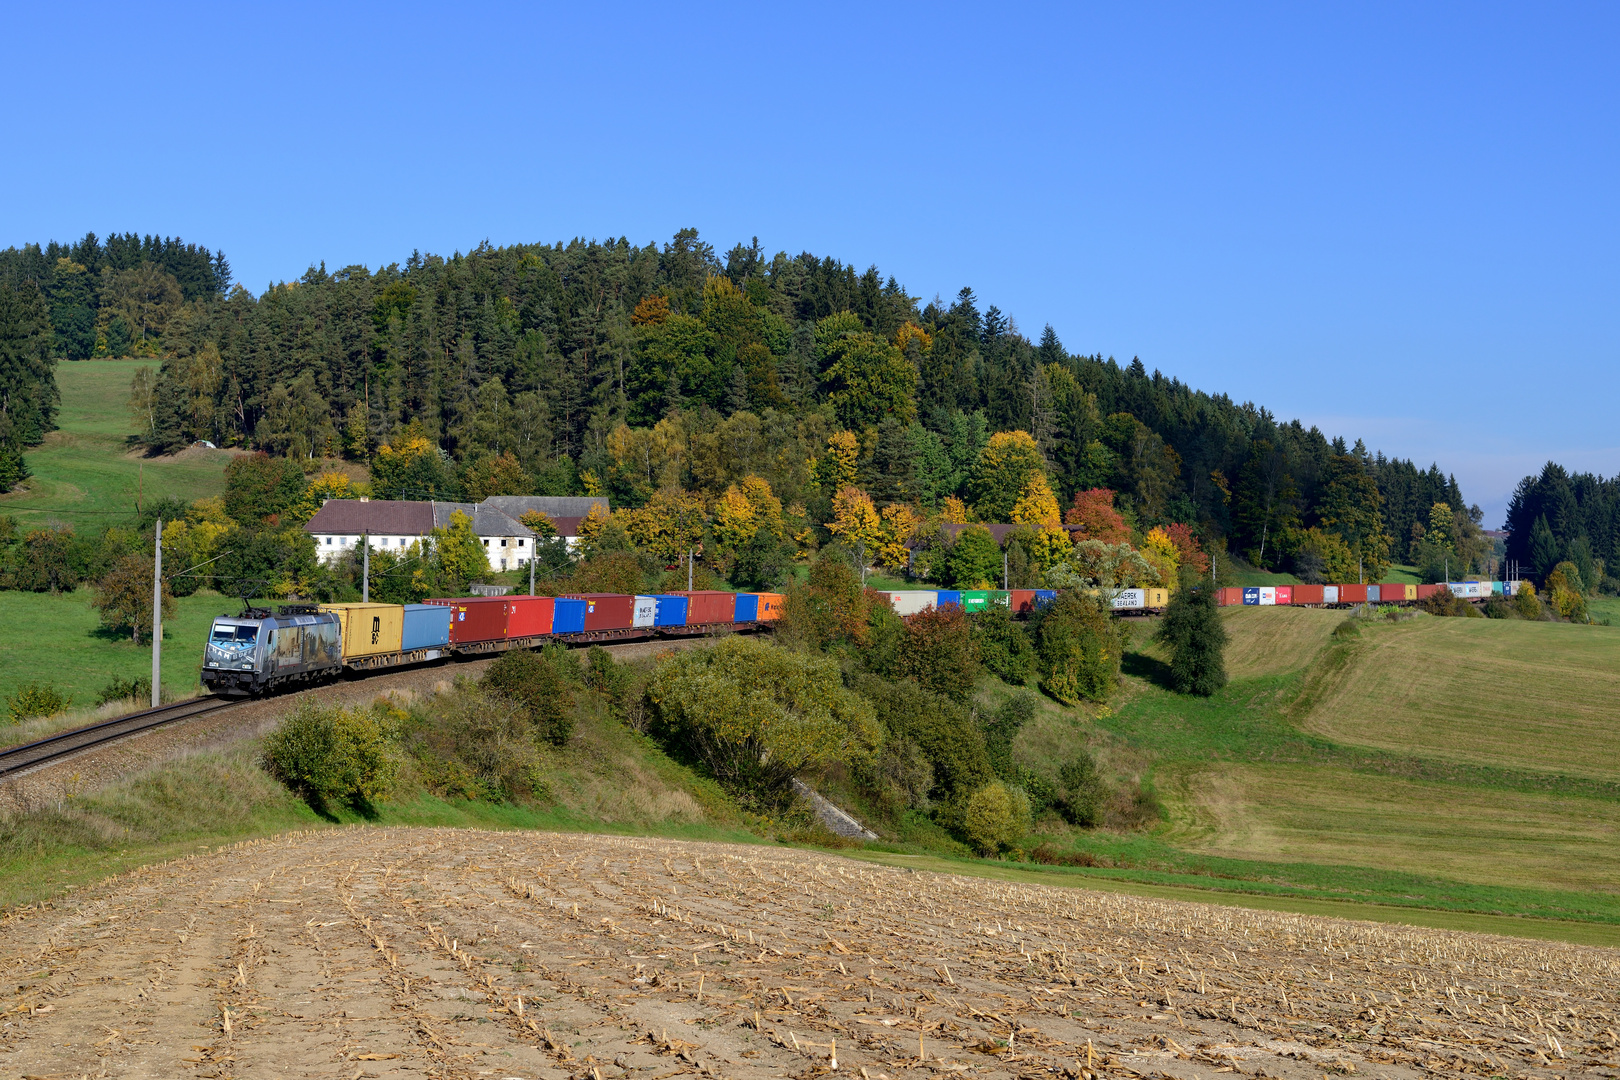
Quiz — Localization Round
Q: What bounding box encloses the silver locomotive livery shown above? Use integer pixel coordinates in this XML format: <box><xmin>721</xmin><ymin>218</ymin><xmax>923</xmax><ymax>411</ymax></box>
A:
<box><xmin>200</xmin><ymin>605</ymin><xmax>343</xmax><ymax>696</ymax></box>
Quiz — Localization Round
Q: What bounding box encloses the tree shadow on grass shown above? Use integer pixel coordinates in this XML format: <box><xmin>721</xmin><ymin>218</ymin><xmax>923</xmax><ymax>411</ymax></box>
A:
<box><xmin>1121</xmin><ymin>649</ymin><xmax>1176</xmax><ymax>691</ymax></box>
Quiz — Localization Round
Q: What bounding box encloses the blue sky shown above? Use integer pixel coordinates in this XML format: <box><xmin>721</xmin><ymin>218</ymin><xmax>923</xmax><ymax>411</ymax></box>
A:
<box><xmin>5</xmin><ymin>3</ymin><xmax>1616</xmax><ymax>526</ymax></box>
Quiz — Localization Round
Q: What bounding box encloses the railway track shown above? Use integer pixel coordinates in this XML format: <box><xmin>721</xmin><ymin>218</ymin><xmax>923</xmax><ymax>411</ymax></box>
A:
<box><xmin>0</xmin><ymin>697</ymin><xmax>241</xmax><ymax>780</ymax></box>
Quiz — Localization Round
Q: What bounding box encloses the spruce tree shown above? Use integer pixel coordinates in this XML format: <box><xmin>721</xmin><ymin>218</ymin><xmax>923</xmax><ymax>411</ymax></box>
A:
<box><xmin>1156</xmin><ymin>581</ymin><xmax>1227</xmax><ymax>696</ymax></box>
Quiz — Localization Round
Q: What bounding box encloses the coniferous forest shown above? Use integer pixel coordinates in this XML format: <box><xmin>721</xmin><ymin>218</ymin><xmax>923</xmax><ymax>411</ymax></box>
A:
<box><xmin>3</xmin><ymin>228</ymin><xmax>1607</xmax><ymax>596</ymax></box>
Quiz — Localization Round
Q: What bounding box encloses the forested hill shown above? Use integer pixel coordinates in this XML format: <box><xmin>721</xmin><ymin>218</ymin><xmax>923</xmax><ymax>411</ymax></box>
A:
<box><xmin>1505</xmin><ymin>463</ymin><xmax>1619</xmax><ymax>591</ymax></box>
<box><xmin>1</xmin><ymin>228</ymin><xmax>1471</xmax><ymax>574</ymax></box>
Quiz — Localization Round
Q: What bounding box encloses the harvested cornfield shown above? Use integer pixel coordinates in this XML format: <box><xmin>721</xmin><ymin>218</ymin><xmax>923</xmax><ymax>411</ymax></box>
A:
<box><xmin>5</xmin><ymin>829</ymin><xmax>1618</xmax><ymax>1079</ymax></box>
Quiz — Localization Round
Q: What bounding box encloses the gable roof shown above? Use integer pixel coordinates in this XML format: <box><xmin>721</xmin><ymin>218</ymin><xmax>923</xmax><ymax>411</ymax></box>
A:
<box><xmin>304</xmin><ymin>500</ymin><xmax>435</xmax><ymax>536</ymax></box>
<box><xmin>431</xmin><ymin>502</ymin><xmax>534</xmax><ymax>539</ymax></box>
<box><xmin>480</xmin><ymin>496</ymin><xmax>609</xmax><ymax>520</ymax></box>
<box><xmin>304</xmin><ymin>499</ymin><xmax>534</xmax><ymax>539</ymax></box>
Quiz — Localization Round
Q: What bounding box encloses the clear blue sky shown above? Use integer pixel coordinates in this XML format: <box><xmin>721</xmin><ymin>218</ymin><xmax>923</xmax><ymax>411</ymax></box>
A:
<box><xmin>6</xmin><ymin>3</ymin><xmax>1616</xmax><ymax>527</ymax></box>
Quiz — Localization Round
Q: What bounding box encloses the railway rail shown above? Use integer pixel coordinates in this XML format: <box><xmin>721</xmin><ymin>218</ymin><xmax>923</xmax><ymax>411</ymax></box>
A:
<box><xmin>0</xmin><ymin>696</ymin><xmax>240</xmax><ymax>780</ymax></box>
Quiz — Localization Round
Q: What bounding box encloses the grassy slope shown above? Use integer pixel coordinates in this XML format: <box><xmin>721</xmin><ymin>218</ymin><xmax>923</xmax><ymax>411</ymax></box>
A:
<box><xmin>0</xmin><ymin>360</ymin><xmax>246</xmax><ymax>707</ymax></box>
<box><xmin>1297</xmin><ymin>616</ymin><xmax>1620</xmax><ymax>781</ymax></box>
<box><xmin>0</xmin><ymin>589</ymin><xmax>247</xmax><ymax>706</ymax></box>
<box><xmin>997</xmin><ymin>606</ymin><xmax>1620</xmax><ymax>925</ymax></box>
<box><xmin>0</xmin><ymin>359</ymin><xmax>233</xmax><ymax>527</ymax></box>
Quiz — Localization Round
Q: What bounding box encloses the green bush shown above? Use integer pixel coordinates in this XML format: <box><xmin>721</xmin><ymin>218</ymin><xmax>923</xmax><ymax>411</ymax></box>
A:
<box><xmin>7</xmin><ymin>682</ymin><xmax>72</xmax><ymax>722</ymax></box>
<box><xmin>960</xmin><ymin>780</ymin><xmax>1031</xmax><ymax>856</ymax></box>
<box><xmin>897</xmin><ymin>603</ymin><xmax>980</xmax><ymax>703</ymax></box>
<box><xmin>402</xmin><ymin>688</ymin><xmax>546</xmax><ymax>802</ymax></box>
<box><xmin>95</xmin><ymin>675</ymin><xmax>153</xmax><ymax>707</ymax></box>
<box><xmin>971</xmin><ymin>607</ymin><xmax>1036</xmax><ymax>686</ymax></box>
<box><xmin>584</xmin><ymin>645</ymin><xmax>630</xmax><ymax>702</ymax></box>
<box><xmin>648</xmin><ymin>636</ymin><xmax>881</xmax><ymax>804</ymax></box>
<box><xmin>853</xmin><ymin>674</ymin><xmax>992</xmax><ymax>801</ymax></box>
<box><xmin>1514</xmin><ymin>583</ymin><xmax>1544</xmax><ymax>620</ymax></box>
<box><xmin>261</xmin><ymin>700</ymin><xmax>400</xmax><ymax>806</ymax></box>
<box><xmin>1155</xmin><ymin>583</ymin><xmax>1227</xmax><ymax>696</ymax></box>
<box><xmin>1033</xmin><ymin>591</ymin><xmax>1121</xmax><ymax>704</ymax></box>
<box><xmin>982</xmin><ymin>692</ymin><xmax>1036</xmax><ymax>780</ymax></box>
<box><xmin>1055</xmin><ymin>750</ymin><xmax>1108</xmax><ymax>827</ymax></box>
<box><xmin>481</xmin><ymin>648</ymin><xmax>575</xmax><ymax>746</ymax></box>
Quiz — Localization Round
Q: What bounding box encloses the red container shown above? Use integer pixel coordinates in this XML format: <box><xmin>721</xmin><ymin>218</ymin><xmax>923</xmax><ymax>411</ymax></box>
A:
<box><xmin>1291</xmin><ymin>584</ymin><xmax>1325</xmax><ymax>605</ymax></box>
<box><xmin>1337</xmin><ymin>584</ymin><xmax>1369</xmax><ymax>603</ymax></box>
<box><xmin>425</xmin><ymin>596</ymin><xmax>510</xmax><ymax>643</ymax></box>
<box><xmin>1416</xmin><ymin>583</ymin><xmax>1442</xmax><ymax>600</ymax></box>
<box><xmin>1010</xmin><ymin>589</ymin><xmax>1037</xmax><ymax>614</ymax></box>
<box><xmin>1217</xmin><ymin>587</ymin><xmax>1244</xmax><ymax>607</ymax></box>
<box><xmin>565</xmin><ymin>593</ymin><xmax>634</xmax><ymax>631</ymax></box>
<box><xmin>677</xmin><ymin>590</ymin><xmax>737</xmax><ymax>625</ymax></box>
<box><xmin>1274</xmin><ymin>585</ymin><xmax>1293</xmax><ymax>605</ymax></box>
<box><xmin>506</xmin><ymin>595</ymin><xmax>554</xmax><ymax>636</ymax></box>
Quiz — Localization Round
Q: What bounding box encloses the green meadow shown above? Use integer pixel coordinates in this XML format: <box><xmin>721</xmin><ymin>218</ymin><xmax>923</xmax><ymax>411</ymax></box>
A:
<box><xmin>0</xmin><ymin>358</ymin><xmax>233</xmax><ymax>527</ymax></box>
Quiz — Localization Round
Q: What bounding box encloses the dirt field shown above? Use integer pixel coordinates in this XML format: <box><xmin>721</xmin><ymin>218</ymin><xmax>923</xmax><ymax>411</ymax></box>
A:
<box><xmin>4</xmin><ymin>830</ymin><xmax>1617</xmax><ymax>1080</ymax></box>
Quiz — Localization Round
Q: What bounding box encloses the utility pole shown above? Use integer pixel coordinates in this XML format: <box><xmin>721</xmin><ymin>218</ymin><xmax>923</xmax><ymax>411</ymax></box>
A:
<box><xmin>362</xmin><ymin>530</ymin><xmax>370</xmax><ymax>603</ymax></box>
<box><xmin>529</xmin><ymin>546</ymin><xmax>535</xmax><ymax>596</ymax></box>
<box><xmin>1003</xmin><ymin>549</ymin><xmax>1008</xmax><ymax>590</ymax></box>
<box><xmin>687</xmin><ymin>548</ymin><xmax>694</xmax><ymax>592</ymax></box>
<box><xmin>151</xmin><ymin>518</ymin><xmax>162</xmax><ymax>707</ymax></box>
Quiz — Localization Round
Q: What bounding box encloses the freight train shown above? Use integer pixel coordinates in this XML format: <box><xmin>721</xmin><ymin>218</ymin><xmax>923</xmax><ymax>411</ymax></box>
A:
<box><xmin>872</xmin><ymin>580</ymin><xmax>1526</xmax><ymax>618</ymax></box>
<box><xmin>200</xmin><ymin>590</ymin><xmax>784</xmax><ymax>696</ymax></box>
<box><xmin>1212</xmin><ymin>581</ymin><xmax>1527</xmax><ymax>607</ymax></box>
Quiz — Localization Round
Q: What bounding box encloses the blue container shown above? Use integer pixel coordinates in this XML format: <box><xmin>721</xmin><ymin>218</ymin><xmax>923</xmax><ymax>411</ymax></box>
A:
<box><xmin>734</xmin><ymin>594</ymin><xmax>759</xmax><ymax>622</ymax></box>
<box><xmin>552</xmin><ymin>597</ymin><xmax>587</xmax><ymax>634</ymax></box>
<box><xmin>401</xmin><ymin>603</ymin><xmax>452</xmax><ymax>650</ymax></box>
<box><xmin>935</xmin><ymin>590</ymin><xmax>962</xmax><ymax>608</ymax></box>
<box><xmin>1367</xmin><ymin>585</ymin><xmax>1382</xmax><ymax>603</ymax></box>
<box><xmin>653</xmin><ymin>595</ymin><xmax>689</xmax><ymax>626</ymax></box>
<box><xmin>1033</xmin><ymin>589</ymin><xmax>1057</xmax><ymax>609</ymax></box>
<box><xmin>1242</xmin><ymin>587</ymin><xmax>1260</xmax><ymax>605</ymax></box>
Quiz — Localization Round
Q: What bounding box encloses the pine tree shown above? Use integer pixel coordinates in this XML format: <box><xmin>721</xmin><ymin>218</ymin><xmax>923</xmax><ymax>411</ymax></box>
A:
<box><xmin>1155</xmin><ymin>581</ymin><xmax>1227</xmax><ymax>696</ymax></box>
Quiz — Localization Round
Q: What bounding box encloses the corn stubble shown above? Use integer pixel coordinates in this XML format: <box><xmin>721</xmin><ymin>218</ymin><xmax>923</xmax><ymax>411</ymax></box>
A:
<box><xmin>0</xmin><ymin>829</ymin><xmax>1615</xmax><ymax>1079</ymax></box>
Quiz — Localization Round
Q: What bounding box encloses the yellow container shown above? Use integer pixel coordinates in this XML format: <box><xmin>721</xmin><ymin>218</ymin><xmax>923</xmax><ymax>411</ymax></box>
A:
<box><xmin>1146</xmin><ymin>588</ymin><xmax>1169</xmax><ymax>609</ymax></box>
<box><xmin>319</xmin><ymin>603</ymin><xmax>404</xmax><ymax>658</ymax></box>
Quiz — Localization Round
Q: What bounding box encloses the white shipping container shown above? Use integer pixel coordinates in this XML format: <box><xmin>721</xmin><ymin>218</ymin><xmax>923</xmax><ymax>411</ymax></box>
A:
<box><xmin>1111</xmin><ymin>589</ymin><xmax>1146</xmax><ymax>609</ymax></box>
<box><xmin>1323</xmin><ymin>586</ymin><xmax>1339</xmax><ymax>604</ymax></box>
<box><xmin>883</xmin><ymin>591</ymin><xmax>938</xmax><ymax>616</ymax></box>
<box><xmin>633</xmin><ymin>595</ymin><xmax>658</xmax><ymax>628</ymax></box>
<box><xmin>1259</xmin><ymin>586</ymin><xmax>1276</xmax><ymax>606</ymax></box>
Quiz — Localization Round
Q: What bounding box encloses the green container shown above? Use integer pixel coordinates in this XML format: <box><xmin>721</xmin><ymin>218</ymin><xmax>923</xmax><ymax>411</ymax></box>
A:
<box><xmin>985</xmin><ymin>590</ymin><xmax>1011</xmax><ymax>609</ymax></box>
<box><xmin>961</xmin><ymin>590</ymin><xmax>992</xmax><ymax>613</ymax></box>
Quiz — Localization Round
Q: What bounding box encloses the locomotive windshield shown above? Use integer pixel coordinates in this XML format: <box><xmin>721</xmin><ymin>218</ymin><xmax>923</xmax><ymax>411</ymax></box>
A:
<box><xmin>210</xmin><ymin>622</ymin><xmax>258</xmax><ymax>644</ymax></box>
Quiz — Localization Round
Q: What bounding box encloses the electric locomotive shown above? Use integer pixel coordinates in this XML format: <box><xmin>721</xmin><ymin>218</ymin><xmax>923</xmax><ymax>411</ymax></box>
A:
<box><xmin>200</xmin><ymin>604</ymin><xmax>344</xmax><ymax>696</ymax></box>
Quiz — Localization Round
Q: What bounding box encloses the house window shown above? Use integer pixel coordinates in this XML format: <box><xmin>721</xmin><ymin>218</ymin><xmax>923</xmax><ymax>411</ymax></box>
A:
<box><xmin>482</xmin><ymin>539</ymin><xmax>489</xmax><ymax>547</ymax></box>
<box><xmin>501</xmin><ymin>538</ymin><xmax>508</xmax><ymax>547</ymax></box>
<box><xmin>325</xmin><ymin>536</ymin><xmax>333</xmax><ymax>545</ymax></box>
<box><xmin>518</xmin><ymin>538</ymin><xmax>525</xmax><ymax>548</ymax></box>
